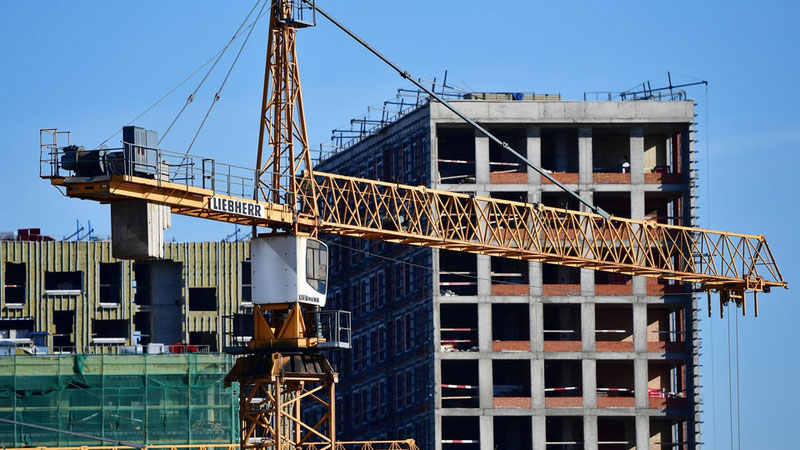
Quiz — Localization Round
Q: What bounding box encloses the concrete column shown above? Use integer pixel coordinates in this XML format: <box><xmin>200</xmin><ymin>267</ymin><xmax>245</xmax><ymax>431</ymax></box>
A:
<box><xmin>531</xmin><ymin>358</ymin><xmax>545</xmax><ymax>409</ymax></box>
<box><xmin>530</xmin><ymin>262</ymin><xmax>543</xmax><ymax>296</ymax></box>
<box><xmin>582</xmin><ymin>359</ymin><xmax>597</xmax><ymax>408</ymax></box>
<box><xmin>477</xmin><ymin>255</ymin><xmax>491</xmax><ymax>297</ymax></box>
<box><xmin>434</xmin><ymin>413</ymin><xmax>442</xmax><ymax>450</ymax></box>
<box><xmin>630</xmin><ymin>190</ymin><xmax>644</xmax><ymax>221</ymax></box>
<box><xmin>634</xmin><ymin>358</ymin><xmax>649</xmax><ymax>409</ymax></box>
<box><xmin>633</xmin><ymin>303</ymin><xmax>648</xmax><ymax>353</ymax></box>
<box><xmin>578</xmin><ymin>188</ymin><xmax>594</xmax><ymax>215</ymax></box>
<box><xmin>581</xmin><ymin>268</ymin><xmax>595</xmax><ymax>297</ymax></box>
<box><xmin>533</xmin><ymin>415</ymin><xmax>547</xmax><ymax>450</ymax></box>
<box><xmin>478</xmin><ymin>358</ymin><xmax>494</xmax><ymax>409</ymax></box>
<box><xmin>479</xmin><ymin>415</ymin><xmax>494</xmax><ymax>450</ymax></box>
<box><xmin>581</xmin><ymin>302</ymin><xmax>596</xmax><ymax>352</ymax></box>
<box><xmin>578</xmin><ymin>127</ymin><xmax>593</xmax><ymax>185</ymax></box>
<box><xmin>531</xmin><ymin>302</ymin><xmax>544</xmax><ymax>352</ymax></box>
<box><xmin>635</xmin><ymin>414</ymin><xmax>650</xmax><ymax>450</ymax></box>
<box><xmin>527</xmin><ymin>127</ymin><xmax>542</xmax><ymax>185</ymax></box>
<box><xmin>475</xmin><ymin>129</ymin><xmax>490</xmax><ymax>185</ymax></box>
<box><xmin>630</xmin><ymin>190</ymin><xmax>647</xmax><ymax>295</ymax></box>
<box><xmin>583</xmin><ymin>415</ymin><xmax>598</xmax><ymax>450</ymax></box>
<box><xmin>478</xmin><ymin>302</ymin><xmax>492</xmax><ymax>353</ymax></box>
<box><xmin>630</xmin><ymin>126</ymin><xmax>644</xmax><ymax>185</ymax></box>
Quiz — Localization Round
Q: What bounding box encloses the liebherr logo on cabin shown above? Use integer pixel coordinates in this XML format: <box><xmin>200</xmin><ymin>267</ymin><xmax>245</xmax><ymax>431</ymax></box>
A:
<box><xmin>210</xmin><ymin>197</ymin><xmax>265</xmax><ymax>219</ymax></box>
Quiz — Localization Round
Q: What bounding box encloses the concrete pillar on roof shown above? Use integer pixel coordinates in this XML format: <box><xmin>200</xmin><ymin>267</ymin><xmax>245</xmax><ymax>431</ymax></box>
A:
<box><xmin>578</xmin><ymin>127</ymin><xmax>593</xmax><ymax>185</ymax></box>
<box><xmin>475</xmin><ymin>129</ymin><xmax>490</xmax><ymax>185</ymax></box>
<box><xmin>527</xmin><ymin>127</ymin><xmax>542</xmax><ymax>185</ymax></box>
<box><xmin>630</xmin><ymin>126</ymin><xmax>645</xmax><ymax>185</ymax></box>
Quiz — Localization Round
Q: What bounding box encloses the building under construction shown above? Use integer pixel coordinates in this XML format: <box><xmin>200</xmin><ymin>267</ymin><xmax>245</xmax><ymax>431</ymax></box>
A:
<box><xmin>0</xmin><ymin>353</ymin><xmax>238</xmax><ymax>446</ymax></box>
<box><xmin>0</xmin><ymin>240</ymin><xmax>252</xmax><ymax>353</ymax></box>
<box><xmin>318</xmin><ymin>90</ymin><xmax>698</xmax><ymax>450</ymax></box>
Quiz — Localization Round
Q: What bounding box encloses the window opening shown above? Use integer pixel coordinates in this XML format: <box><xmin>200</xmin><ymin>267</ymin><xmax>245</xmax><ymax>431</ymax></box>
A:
<box><xmin>189</xmin><ymin>287</ymin><xmax>218</xmax><ymax>311</ymax></box>
<box><xmin>44</xmin><ymin>271</ymin><xmax>82</xmax><ymax>293</ymax></box>
<box><xmin>4</xmin><ymin>262</ymin><xmax>25</xmax><ymax>304</ymax></box>
<box><xmin>99</xmin><ymin>262</ymin><xmax>122</xmax><ymax>304</ymax></box>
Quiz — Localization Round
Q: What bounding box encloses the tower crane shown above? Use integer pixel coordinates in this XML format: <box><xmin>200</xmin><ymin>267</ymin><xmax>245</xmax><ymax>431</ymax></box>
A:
<box><xmin>36</xmin><ymin>1</ymin><xmax>786</xmax><ymax>449</ymax></box>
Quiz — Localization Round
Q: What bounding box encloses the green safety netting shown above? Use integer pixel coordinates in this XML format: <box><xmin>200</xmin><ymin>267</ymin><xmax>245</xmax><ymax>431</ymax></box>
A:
<box><xmin>0</xmin><ymin>353</ymin><xmax>239</xmax><ymax>446</ymax></box>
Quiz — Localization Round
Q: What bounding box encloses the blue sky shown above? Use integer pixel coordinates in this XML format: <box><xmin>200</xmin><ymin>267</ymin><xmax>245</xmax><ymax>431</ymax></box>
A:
<box><xmin>0</xmin><ymin>1</ymin><xmax>798</xmax><ymax>448</ymax></box>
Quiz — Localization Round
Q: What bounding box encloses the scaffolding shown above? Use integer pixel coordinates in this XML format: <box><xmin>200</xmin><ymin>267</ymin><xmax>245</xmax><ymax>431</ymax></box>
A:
<box><xmin>0</xmin><ymin>354</ymin><xmax>238</xmax><ymax>446</ymax></box>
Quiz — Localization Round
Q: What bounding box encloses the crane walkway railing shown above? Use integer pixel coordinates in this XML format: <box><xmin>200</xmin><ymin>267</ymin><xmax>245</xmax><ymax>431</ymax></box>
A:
<box><xmin>39</xmin><ymin>130</ymin><xmax>786</xmax><ymax>297</ymax></box>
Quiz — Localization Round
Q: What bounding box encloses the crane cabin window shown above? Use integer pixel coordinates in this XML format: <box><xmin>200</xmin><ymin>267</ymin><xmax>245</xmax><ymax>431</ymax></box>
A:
<box><xmin>306</xmin><ymin>239</ymin><xmax>328</xmax><ymax>294</ymax></box>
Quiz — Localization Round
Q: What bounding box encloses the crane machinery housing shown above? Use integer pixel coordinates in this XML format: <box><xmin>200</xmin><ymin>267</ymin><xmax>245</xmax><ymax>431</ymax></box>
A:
<box><xmin>35</xmin><ymin>1</ymin><xmax>786</xmax><ymax>449</ymax></box>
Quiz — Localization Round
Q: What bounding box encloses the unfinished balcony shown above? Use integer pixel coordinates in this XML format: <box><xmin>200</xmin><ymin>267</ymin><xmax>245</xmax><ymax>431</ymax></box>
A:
<box><xmin>543</xmin><ymin>304</ymin><xmax>581</xmax><ymax>352</ymax></box>
<box><xmin>542</xmin><ymin>263</ymin><xmax>581</xmax><ymax>296</ymax></box>
<box><xmin>441</xmin><ymin>360</ymin><xmax>479</xmax><ymax>408</ymax></box>
<box><xmin>441</xmin><ymin>416</ymin><xmax>479</xmax><ymax>450</ymax></box>
<box><xmin>597</xmin><ymin>417</ymin><xmax>636</xmax><ymax>450</ymax></box>
<box><xmin>437</xmin><ymin>126</ymin><xmax>475</xmax><ymax>185</ymax></box>
<box><xmin>493</xmin><ymin>360</ymin><xmax>531</xmax><ymax>409</ymax></box>
<box><xmin>596</xmin><ymin>361</ymin><xmax>635</xmax><ymax>408</ymax></box>
<box><xmin>647</xmin><ymin>306</ymin><xmax>686</xmax><ymax>353</ymax></box>
<box><xmin>439</xmin><ymin>250</ymin><xmax>477</xmax><ymax>297</ymax></box>
<box><xmin>546</xmin><ymin>417</ymin><xmax>583</xmax><ymax>449</ymax></box>
<box><xmin>489</xmin><ymin>127</ymin><xmax>527</xmax><ymax>184</ymax></box>
<box><xmin>541</xmin><ymin>128</ymin><xmax>579</xmax><ymax>184</ymax></box>
<box><xmin>650</xmin><ymin>418</ymin><xmax>690</xmax><ymax>449</ymax></box>
<box><xmin>492</xmin><ymin>304</ymin><xmax>530</xmax><ymax>352</ymax></box>
<box><xmin>648</xmin><ymin>361</ymin><xmax>688</xmax><ymax>410</ymax></box>
<box><xmin>595</xmin><ymin>305</ymin><xmax>633</xmax><ymax>352</ymax></box>
<box><xmin>644</xmin><ymin>130</ymin><xmax>685</xmax><ymax>185</ymax></box>
<box><xmin>440</xmin><ymin>304</ymin><xmax>478</xmax><ymax>352</ymax></box>
<box><xmin>544</xmin><ymin>361</ymin><xmax>583</xmax><ymax>408</ymax></box>
<box><xmin>592</xmin><ymin>128</ymin><xmax>631</xmax><ymax>184</ymax></box>
<box><xmin>494</xmin><ymin>416</ymin><xmax>532</xmax><ymax>450</ymax></box>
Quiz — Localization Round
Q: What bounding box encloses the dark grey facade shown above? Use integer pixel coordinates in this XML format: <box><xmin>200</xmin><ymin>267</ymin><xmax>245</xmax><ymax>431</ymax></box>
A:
<box><xmin>319</xmin><ymin>96</ymin><xmax>699</xmax><ymax>450</ymax></box>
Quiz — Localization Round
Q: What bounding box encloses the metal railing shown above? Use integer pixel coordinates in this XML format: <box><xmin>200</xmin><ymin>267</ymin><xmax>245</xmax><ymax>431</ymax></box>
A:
<box><xmin>39</xmin><ymin>130</ymin><xmax>296</xmax><ymax>205</ymax></box>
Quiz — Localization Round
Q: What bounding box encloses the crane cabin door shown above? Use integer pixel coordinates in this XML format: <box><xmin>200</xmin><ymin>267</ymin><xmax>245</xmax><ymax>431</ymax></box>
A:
<box><xmin>251</xmin><ymin>236</ymin><xmax>328</xmax><ymax>307</ymax></box>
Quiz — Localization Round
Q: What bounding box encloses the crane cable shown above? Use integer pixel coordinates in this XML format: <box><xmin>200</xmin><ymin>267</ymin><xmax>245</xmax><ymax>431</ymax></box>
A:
<box><xmin>303</xmin><ymin>0</ymin><xmax>609</xmax><ymax>220</ymax></box>
<box><xmin>160</xmin><ymin>0</ymin><xmax>266</xmax><ymax>146</ymax></box>
<box><xmin>93</xmin><ymin>0</ymin><xmax>268</xmax><ymax>150</ymax></box>
<box><xmin>182</xmin><ymin>0</ymin><xmax>269</xmax><ymax>157</ymax></box>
